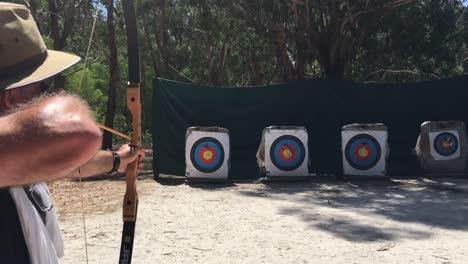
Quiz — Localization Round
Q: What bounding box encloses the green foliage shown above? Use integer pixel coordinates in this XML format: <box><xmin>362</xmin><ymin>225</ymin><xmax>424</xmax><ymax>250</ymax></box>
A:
<box><xmin>352</xmin><ymin>0</ymin><xmax>466</xmax><ymax>82</ymax></box>
<box><xmin>29</xmin><ymin>0</ymin><xmax>468</xmax><ymax>145</ymax></box>
<box><xmin>64</xmin><ymin>63</ymin><xmax>108</xmax><ymax>123</ymax></box>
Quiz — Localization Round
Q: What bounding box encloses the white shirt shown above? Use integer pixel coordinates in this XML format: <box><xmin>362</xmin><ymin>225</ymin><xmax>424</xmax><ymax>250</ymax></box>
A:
<box><xmin>9</xmin><ymin>183</ymin><xmax>63</xmax><ymax>264</ymax></box>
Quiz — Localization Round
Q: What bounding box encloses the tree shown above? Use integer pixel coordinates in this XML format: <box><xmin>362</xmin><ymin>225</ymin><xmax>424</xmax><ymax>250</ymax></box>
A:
<box><xmin>102</xmin><ymin>0</ymin><xmax>121</xmax><ymax>149</ymax></box>
<box><xmin>47</xmin><ymin>0</ymin><xmax>83</xmax><ymax>89</ymax></box>
<box><xmin>238</xmin><ymin>0</ymin><xmax>416</xmax><ymax>80</ymax></box>
<box><xmin>354</xmin><ymin>0</ymin><xmax>467</xmax><ymax>82</ymax></box>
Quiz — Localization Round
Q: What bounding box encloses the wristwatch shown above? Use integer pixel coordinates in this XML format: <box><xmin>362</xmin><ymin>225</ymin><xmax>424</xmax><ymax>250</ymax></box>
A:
<box><xmin>109</xmin><ymin>150</ymin><xmax>121</xmax><ymax>174</ymax></box>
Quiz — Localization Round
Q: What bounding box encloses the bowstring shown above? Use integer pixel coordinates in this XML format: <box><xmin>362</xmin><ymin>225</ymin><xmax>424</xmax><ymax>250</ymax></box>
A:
<box><xmin>78</xmin><ymin>1</ymin><xmax>102</xmax><ymax>263</ymax></box>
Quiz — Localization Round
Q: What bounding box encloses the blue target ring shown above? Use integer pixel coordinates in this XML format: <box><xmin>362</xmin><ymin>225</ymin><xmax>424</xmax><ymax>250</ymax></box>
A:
<box><xmin>270</xmin><ymin>135</ymin><xmax>306</xmax><ymax>171</ymax></box>
<box><xmin>434</xmin><ymin>132</ymin><xmax>459</xmax><ymax>157</ymax></box>
<box><xmin>190</xmin><ymin>137</ymin><xmax>224</xmax><ymax>173</ymax></box>
<box><xmin>345</xmin><ymin>134</ymin><xmax>381</xmax><ymax>170</ymax></box>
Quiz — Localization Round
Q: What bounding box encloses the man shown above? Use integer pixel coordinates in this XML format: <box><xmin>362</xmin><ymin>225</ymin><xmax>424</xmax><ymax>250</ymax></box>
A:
<box><xmin>0</xmin><ymin>3</ymin><xmax>144</xmax><ymax>263</ymax></box>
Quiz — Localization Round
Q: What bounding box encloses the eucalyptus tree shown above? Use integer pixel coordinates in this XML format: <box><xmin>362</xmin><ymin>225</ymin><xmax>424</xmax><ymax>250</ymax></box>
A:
<box><xmin>237</xmin><ymin>0</ymin><xmax>417</xmax><ymax>80</ymax></box>
<box><xmin>354</xmin><ymin>0</ymin><xmax>467</xmax><ymax>82</ymax></box>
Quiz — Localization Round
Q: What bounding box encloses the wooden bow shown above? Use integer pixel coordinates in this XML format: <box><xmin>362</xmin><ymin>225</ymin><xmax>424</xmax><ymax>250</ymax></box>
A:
<box><xmin>118</xmin><ymin>0</ymin><xmax>141</xmax><ymax>263</ymax></box>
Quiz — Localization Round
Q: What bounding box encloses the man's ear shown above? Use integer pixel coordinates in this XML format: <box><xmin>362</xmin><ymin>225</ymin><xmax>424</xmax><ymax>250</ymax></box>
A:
<box><xmin>0</xmin><ymin>91</ymin><xmax>9</xmax><ymax>111</ymax></box>
<box><xmin>3</xmin><ymin>91</ymin><xmax>15</xmax><ymax>109</ymax></box>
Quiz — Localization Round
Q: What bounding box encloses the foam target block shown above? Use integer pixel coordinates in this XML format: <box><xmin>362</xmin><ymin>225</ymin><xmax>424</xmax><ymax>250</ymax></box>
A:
<box><xmin>256</xmin><ymin>126</ymin><xmax>310</xmax><ymax>177</ymax></box>
<box><xmin>342</xmin><ymin>123</ymin><xmax>389</xmax><ymax>176</ymax></box>
<box><xmin>185</xmin><ymin>127</ymin><xmax>230</xmax><ymax>180</ymax></box>
<box><xmin>415</xmin><ymin>121</ymin><xmax>468</xmax><ymax>175</ymax></box>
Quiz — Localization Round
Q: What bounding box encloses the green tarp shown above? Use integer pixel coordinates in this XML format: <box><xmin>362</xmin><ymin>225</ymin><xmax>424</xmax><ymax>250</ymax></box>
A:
<box><xmin>152</xmin><ymin>76</ymin><xmax>468</xmax><ymax>179</ymax></box>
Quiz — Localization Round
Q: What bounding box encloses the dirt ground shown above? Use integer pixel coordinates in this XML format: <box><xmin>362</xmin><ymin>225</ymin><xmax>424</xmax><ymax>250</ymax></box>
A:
<box><xmin>51</xmin><ymin>174</ymin><xmax>468</xmax><ymax>264</ymax></box>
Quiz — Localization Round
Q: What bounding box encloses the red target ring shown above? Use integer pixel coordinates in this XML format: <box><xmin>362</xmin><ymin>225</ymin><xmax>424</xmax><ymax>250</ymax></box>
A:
<box><xmin>198</xmin><ymin>146</ymin><xmax>217</xmax><ymax>165</ymax></box>
<box><xmin>353</xmin><ymin>143</ymin><xmax>373</xmax><ymax>161</ymax></box>
<box><xmin>279</xmin><ymin>145</ymin><xmax>297</xmax><ymax>162</ymax></box>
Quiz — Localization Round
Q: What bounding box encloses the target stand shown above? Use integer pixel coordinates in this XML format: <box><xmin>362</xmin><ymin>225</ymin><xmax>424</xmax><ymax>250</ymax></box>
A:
<box><xmin>415</xmin><ymin>121</ymin><xmax>468</xmax><ymax>175</ymax></box>
<box><xmin>185</xmin><ymin>127</ymin><xmax>230</xmax><ymax>182</ymax></box>
<box><xmin>342</xmin><ymin>123</ymin><xmax>389</xmax><ymax>177</ymax></box>
<box><xmin>256</xmin><ymin>126</ymin><xmax>310</xmax><ymax>179</ymax></box>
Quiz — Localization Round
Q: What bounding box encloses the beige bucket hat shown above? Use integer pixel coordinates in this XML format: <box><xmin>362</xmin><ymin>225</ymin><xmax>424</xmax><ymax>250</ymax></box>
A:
<box><xmin>0</xmin><ymin>2</ymin><xmax>81</xmax><ymax>91</ymax></box>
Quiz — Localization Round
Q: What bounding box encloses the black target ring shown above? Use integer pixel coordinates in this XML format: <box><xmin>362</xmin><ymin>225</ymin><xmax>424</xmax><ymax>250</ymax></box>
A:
<box><xmin>190</xmin><ymin>137</ymin><xmax>225</xmax><ymax>173</ymax></box>
<box><xmin>270</xmin><ymin>135</ymin><xmax>306</xmax><ymax>171</ymax></box>
<box><xmin>345</xmin><ymin>134</ymin><xmax>382</xmax><ymax>170</ymax></box>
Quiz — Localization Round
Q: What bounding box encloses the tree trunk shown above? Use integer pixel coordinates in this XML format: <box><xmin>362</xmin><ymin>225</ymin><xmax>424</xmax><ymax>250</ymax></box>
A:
<box><xmin>48</xmin><ymin>0</ymin><xmax>60</xmax><ymax>50</ymax></box>
<box><xmin>249</xmin><ymin>48</ymin><xmax>262</xmax><ymax>85</ymax></box>
<box><xmin>274</xmin><ymin>29</ymin><xmax>296</xmax><ymax>82</ymax></box>
<box><xmin>48</xmin><ymin>0</ymin><xmax>63</xmax><ymax>91</ymax></box>
<box><xmin>102</xmin><ymin>0</ymin><xmax>120</xmax><ymax>149</ymax></box>
<box><xmin>294</xmin><ymin>2</ymin><xmax>307</xmax><ymax>79</ymax></box>
<box><xmin>155</xmin><ymin>0</ymin><xmax>170</xmax><ymax>77</ymax></box>
<box><xmin>48</xmin><ymin>0</ymin><xmax>77</xmax><ymax>91</ymax></box>
<box><xmin>464</xmin><ymin>10</ymin><xmax>468</xmax><ymax>73</ymax></box>
<box><xmin>143</xmin><ymin>12</ymin><xmax>160</xmax><ymax>77</ymax></box>
<box><xmin>29</xmin><ymin>0</ymin><xmax>41</xmax><ymax>32</ymax></box>
<box><xmin>322</xmin><ymin>59</ymin><xmax>345</xmax><ymax>79</ymax></box>
<box><xmin>207</xmin><ymin>33</ymin><xmax>230</xmax><ymax>86</ymax></box>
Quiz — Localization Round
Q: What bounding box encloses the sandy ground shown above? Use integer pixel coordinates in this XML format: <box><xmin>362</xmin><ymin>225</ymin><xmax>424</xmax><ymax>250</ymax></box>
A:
<box><xmin>51</xmin><ymin>175</ymin><xmax>468</xmax><ymax>264</ymax></box>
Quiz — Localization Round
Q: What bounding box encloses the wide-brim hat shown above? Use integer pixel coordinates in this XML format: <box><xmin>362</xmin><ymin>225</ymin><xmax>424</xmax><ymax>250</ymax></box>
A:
<box><xmin>0</xmin><ymin>2</ymin><xmax>81</xmax><ymax>91</ymax></box>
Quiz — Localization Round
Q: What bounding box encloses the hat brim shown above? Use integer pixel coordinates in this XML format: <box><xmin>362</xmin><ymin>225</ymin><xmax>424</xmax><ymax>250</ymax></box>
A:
<box><xmin>0</xmin><ymin>50</ymin><xmax>81</xmax><ymax>91</ymax></box>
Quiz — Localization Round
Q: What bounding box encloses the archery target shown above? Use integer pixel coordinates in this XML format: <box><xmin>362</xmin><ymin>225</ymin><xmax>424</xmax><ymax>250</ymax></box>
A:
<box><xmin>264</xmin><ymin>128</ymin><xmax>309</xmax><ymax>176</ymax></box>
<box><xmin>190</xmin><ymin>137</ymin><xmax>224</xmax><ymax>173</ymax></box>
<box><xmin>429</xmin><ymin>131</ymin><xmax>460</xmax><ymax>160</ymax></box>
<box><xmin>185</xmin><ymin>129</ymin><xmax>229</xmax><ymax>179</ymax></box>
<box><xmin>270</xmin><ymin>135</ymin><xmax>306</xmax><ymax>171</ymax></box>
<box><xmin>342</xmin><ymin>130</ymin><xmax>388</xmax><ymax>176</ymax></box>
<box><xmin>345</xmin><ymin>134</ymin><xmax>381</xmax><ymax>170</ymax></box>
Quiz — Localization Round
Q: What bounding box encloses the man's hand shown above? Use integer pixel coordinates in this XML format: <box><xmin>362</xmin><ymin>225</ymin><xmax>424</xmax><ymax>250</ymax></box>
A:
<box><xmin>116</xmin><ymin>144</ymin><xmax>146</xmax><ymax>173</ymax></box>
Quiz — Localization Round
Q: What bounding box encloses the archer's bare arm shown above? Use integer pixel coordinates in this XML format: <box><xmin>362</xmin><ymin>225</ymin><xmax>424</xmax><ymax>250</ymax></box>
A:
<box><xmin>0</xmin><ymin>94</ymin><xmax>102</xmax><ymax>187</ymax></box>
<box><xmin>63</xmin><ymin>145</ymin><xmax>145</xmax><ymax>179</ymax></box>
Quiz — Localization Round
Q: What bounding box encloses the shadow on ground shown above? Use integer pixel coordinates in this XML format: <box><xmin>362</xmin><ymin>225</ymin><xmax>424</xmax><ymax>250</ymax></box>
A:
<box><xmin>75</xmin><ymin>170</ymin><xmax>468</xmax><ymax>242</ymax></box>
<box><xmin>234</xmin><ymin>176</ymin><xmax>468</xmax><ymax>242</ymax></box>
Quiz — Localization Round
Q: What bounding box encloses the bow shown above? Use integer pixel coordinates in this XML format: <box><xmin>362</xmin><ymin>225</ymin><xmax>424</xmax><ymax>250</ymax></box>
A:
<box><xmin>119</xmin><ymin>0</ymin><xmax>141</xmax><ymax>263</ymax></box>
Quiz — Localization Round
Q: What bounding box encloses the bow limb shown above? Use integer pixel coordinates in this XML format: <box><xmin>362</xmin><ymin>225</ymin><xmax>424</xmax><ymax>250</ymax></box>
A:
<box><xmin>119</xmin><ymin>0</ymin><xmax>141</xmax><ymax>263</ymax></box>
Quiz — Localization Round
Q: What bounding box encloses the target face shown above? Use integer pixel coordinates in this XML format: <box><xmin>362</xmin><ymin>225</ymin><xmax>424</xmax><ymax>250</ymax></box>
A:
<box><xmin>190</xmin><ymin>137</ymin><xmax>225</xmax><ymax>173</ymax></box>
<box><xmin>433</xmin><ymin>132</ymin><xmax>459</xmax><ymax>157</ymax></box>
<box><xmin>345</xmin><ymin>134</ymin><xmax>382</xmax><ymax>170</ymax></box>
<box><xmin>270</xmin><ymin>135</ymin><xmax>306</xmax><ymax>171</ymax></box>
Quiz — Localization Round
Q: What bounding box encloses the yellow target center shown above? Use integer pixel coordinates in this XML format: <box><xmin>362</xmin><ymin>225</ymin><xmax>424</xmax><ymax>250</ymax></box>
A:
<box><xmin>283</xmin><ymin>148</ymin><xmax>293</xmax><ymax>159</ymax></box>
<box><xmin>358</xmin><ymin>147</ymin><xmax>369</xmax><ymax>157</ymax></box>
<box><xmin>203</xmin><ymin>150</ymin><xmax>213</xmax><ymax>160</ymax></box>
<box><xmin>442</xmin><ymin>141</ymin><xmax>451</xmax><ymax>148</ymax></box>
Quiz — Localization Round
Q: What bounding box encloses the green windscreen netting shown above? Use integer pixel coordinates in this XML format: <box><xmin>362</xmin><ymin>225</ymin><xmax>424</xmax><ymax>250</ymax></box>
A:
<box><xmin>152</xmin><ymin>76</ymin><xmax>468</xmax><ymax>179</ymax></box>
